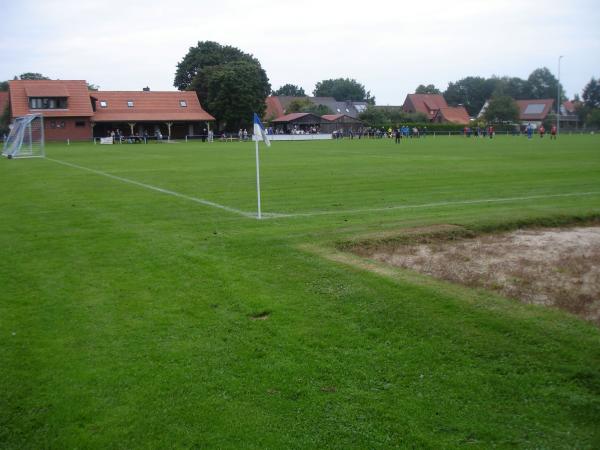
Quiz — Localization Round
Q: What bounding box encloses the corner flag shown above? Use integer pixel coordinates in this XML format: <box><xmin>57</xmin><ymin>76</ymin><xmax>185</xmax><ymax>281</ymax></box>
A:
<box><xmin>253</xmin><ymin>113</ymin><xmax>271</xmax><ymax>147</ymax></box>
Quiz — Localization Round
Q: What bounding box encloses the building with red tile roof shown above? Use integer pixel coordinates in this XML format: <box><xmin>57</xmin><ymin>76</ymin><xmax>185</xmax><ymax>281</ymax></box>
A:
<box><xmin>5</xmin><ymin>80</ymin><xmax>215</xmax><ymax>141</ymax></box>
<box><xmin>8</xmin><ymin>80</ymin><xmax>94</xmax><ymax>141</ymax></box>
<box><xmin>516</xmin><ymin>99</ymin><xmax>555</xmax><ymax>123</ymax></box>
<box><xmin>403</xmin><ymin>94</ymin><xmax>470</xmax><ymax>124</ymax></box>
<box><xmin>265</xmin><ymin>96</ymin><xmax>367</xmax><ymax>121</ymax></box>
<box><xmin>432</xmin><ymin>106</ymin><xmax>470</xmax><ymax>125</ymax></box>
<box><xmin>271</xmin><ymin>112</ymin><xmax>326</xmax><ymax>133</ymax></box>
<box><xmin>90</xmin><ymin>90</ymin><xmax>214</xmax><ymax>139</ymax></box>
<box><xmin>320</xmin><ymin>114</ymin><xmax>363</xmax><ymax>133</ymax></box>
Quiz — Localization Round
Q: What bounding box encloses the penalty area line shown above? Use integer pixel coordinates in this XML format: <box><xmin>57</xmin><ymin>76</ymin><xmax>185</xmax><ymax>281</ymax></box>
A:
<box><xmin>45</xmin><ymin>157</ymin><xmax>260</xmax><ymax>219</ymax></box>
<box><xmin>266</xmin><ymin>191</ymin><xmax>600</xmax><ymax>219</ymax></box>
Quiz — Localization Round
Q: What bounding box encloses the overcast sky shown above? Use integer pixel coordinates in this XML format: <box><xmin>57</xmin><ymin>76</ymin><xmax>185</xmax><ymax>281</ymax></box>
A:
<box><xmin>1</xmin><ymin>0</ymin><xmax>599</xmax><ymax>104</ymax></box>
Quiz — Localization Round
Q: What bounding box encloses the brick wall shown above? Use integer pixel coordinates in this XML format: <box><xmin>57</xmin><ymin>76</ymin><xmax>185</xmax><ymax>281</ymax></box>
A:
<box><xmin>44</xmin><ymin>117</ymin><xmax>92</xmax><ymax>141</ymax></box>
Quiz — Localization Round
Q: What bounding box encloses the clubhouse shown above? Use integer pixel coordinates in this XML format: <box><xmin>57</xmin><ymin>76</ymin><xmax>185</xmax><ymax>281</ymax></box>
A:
<box><xmin>5</xmin><ymin>80</ymin><xmax>215</xmax><ymax>141</ymax></box>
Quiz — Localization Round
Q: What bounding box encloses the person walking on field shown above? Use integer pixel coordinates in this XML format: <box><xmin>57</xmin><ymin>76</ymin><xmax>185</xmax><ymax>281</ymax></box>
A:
<box><xmin>539</xmin><ymin>125</ymin><xmax>546</xmax><ymax>138</ymax></box>
<box><xmin>527</xmin><ymin>123</ymin><xmax>533</xmax><ymax>139</ymax></box>
<box><xmin>550</xmin><ymin>124</ymin><xmax>557</xmax><ymax>140</ymax></box>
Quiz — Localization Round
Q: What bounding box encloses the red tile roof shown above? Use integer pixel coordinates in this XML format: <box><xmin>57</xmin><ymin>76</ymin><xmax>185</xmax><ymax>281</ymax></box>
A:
<box><xmin>25</xmin><ymin>84</ymin><xmax>69</xmax><ymax>97</ymax></box>
<box><xmin>516</xmin><ymin>99</ymin><xmax>554</xmax><ymax>121</ymax></box>
<box><xmin>321</xmin><ymin>114</ymin><xmax>344</xmax><ymax>121</ymax></box>
<box><xmin>265</xmin><ymin>96</ymin><xmax>285</xmax><ymax>119</ymax></box>
<box><xmin>403</xmin><ymin>94</ymin><xmax>448</xmax><ymax>118</ymax></box>
<box><xmin>9</xmin><ymin>80</ymin><xmax>94</xmax><ymax>117</ymax></box>
<box><xmin>0</xmin><ymin>91</ymin><xmax>9</xmax><ymax>113</ymax></box>
<box><xmin>562</xmin><ymin>100</ymin><xmax>576</xmax><ymax>114</ymax></box>
<box><xmin>434</xmin><ymin>106</ymin><xmax>470</xmax><ymax>125</ymax></box>
<box><xmin>91</xmin><ymin>91</ymin><xmax>214</xmax><ymax>122</ymax></box>
<box><xmin>271</xmin><ymin>112</ymin><xmax>314</xmax><ymax>122</ymax></box>
<box><xmin>321</xmin><ymin>114</ymin><xmax>363</xmax><ymax>123</ymax></box>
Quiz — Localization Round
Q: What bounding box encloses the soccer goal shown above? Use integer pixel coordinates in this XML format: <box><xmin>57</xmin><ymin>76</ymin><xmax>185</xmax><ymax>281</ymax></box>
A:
<box><xmin>2</xmin><ymin>114</ymin><xmax>45</xmax><ymax>159</ymax></box>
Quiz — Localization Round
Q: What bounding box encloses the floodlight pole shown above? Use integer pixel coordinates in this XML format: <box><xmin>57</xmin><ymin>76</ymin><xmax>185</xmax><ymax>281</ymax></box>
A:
<box><xmin>557</xmin><ymin>55</ymin><xmax>563</xmax><ymax>136</ymax></box>
<box><xmin>255</xmin><ymin>137</ymin><xmax>262</xmax><ymax>220</ymax></box>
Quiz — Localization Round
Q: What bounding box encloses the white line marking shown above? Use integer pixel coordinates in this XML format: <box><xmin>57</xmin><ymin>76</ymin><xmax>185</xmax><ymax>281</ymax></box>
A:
<box><xmin>267</xmin><ymin>191</ymin><xmax>600</xmax><ymax>219</ymax></box>
<box><xmin>45</xmin><ymin>158</ymin><xmax>600</xmax><ymax>221</ymax></box>
<box><xmin>46</xmin><ymin>157</ymin><xmax>259</xmax><ymax>218</ymax></box>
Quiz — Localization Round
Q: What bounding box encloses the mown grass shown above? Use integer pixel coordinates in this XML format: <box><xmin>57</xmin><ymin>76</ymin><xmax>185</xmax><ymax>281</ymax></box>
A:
<box><xmin>1</xmin><ymin>135</ymin><xmax>600</xmax><ymax>448</ymax></box>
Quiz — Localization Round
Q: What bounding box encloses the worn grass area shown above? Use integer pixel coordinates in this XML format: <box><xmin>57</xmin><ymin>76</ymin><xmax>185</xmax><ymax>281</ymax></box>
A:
<box><xmin>1</xmin><ymin>136</ymin><xmax>600</xmax><ymax>448</ymax></box>
<box><xmin>344</xmin><ymin>220</ymin><xmax>600</xmax><ymax>324</ymax></box>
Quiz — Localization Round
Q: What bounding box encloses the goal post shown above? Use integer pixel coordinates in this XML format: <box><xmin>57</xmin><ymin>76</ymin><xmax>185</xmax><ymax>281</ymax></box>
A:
<box><xmin>2</xmin><ymin>114</ymin><xmax>45</xmax><ymax>159</ymax></box>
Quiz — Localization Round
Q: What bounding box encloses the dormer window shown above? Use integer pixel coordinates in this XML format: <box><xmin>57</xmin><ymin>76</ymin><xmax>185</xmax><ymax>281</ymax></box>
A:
<box><xmin>100</xmin><ymin>101</ymin><xmax>107</xmax><ymax>108</ymax></box>
<box><xmin>179</xmin><ymin>100</ymin><xmax>187</xmax><ymax>107</ymax></box>
<box><xmin>29</xmin><ymin>97</ymin><xmax>68</xmax><ymax>109</ymax></box>
<box><xmin>127</xmin><ymin>101</ymin><xmax>134</xmax><ymax>107</ymax></box>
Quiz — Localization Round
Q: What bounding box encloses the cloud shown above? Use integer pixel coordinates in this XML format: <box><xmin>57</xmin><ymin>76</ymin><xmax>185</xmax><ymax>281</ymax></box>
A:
<box><xmin>1</xmin><ymin>0</ymin><xmax>598</xmax><ymax>102</ymax></box>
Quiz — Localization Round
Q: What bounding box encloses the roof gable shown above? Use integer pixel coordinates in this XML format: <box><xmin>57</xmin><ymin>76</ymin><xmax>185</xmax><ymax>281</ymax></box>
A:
<box><xmin>435</xmin><ymin>106</ymin><xmax>470</xmax><ymax>124</ymax></box>
<box><xmin>9</xmin><ymin>80</ymin><xmax>94</xmax><ymax>117</ymax></box>
<box><xmin>516</xmin><ymin>99</ymin><xmax>554</xmax><ymax>120</ymax></box>
<box><xmin>404</xmin><ymin>94</ymin><xmax>448</xmax><ymax>117</ymax></box>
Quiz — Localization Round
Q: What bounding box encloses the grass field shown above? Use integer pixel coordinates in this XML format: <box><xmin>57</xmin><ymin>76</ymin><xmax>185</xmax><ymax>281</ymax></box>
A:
<box><xmin>1</xmin><ymin>135</ymin><xmax>600</xmax><ymax>448</ymax></box>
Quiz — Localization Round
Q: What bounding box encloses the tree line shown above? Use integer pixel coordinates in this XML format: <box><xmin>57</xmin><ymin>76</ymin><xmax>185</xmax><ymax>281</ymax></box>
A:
<box><xmin>2</xmin><ymin>42</ymin><xmax>599</xmax><ymax>132</ymax></box>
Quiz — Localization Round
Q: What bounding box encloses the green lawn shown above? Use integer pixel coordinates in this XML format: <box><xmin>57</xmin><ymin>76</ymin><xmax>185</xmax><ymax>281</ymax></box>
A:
<box><xmin>1</xmin><ymin>135</ymin><xmax>600</xmax><ymax>449</ymax></box>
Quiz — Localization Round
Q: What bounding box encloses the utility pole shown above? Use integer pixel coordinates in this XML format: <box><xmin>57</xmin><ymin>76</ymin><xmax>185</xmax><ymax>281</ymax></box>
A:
<box><xmin>557</xmin><ymin>55</ymin><xmax>563</xmax><ymax>136</ymax></box>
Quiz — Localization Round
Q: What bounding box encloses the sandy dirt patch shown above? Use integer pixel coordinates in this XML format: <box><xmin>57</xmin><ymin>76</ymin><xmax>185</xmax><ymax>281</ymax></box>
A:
<box><xmin>356</xmin><ymin>226</ymin><xmax>600</xmax><ymax>324</ymax></box>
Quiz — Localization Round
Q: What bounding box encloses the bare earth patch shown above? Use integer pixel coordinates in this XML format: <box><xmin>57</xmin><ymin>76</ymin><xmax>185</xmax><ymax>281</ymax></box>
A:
<box><xmin>356</xmin><ymin>226</ymin><xmax>600</xmax><ymax>325</ymax></box>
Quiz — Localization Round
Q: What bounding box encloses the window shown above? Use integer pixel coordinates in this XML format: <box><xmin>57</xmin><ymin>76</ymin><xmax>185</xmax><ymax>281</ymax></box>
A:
<box><xmin>100</xmin><ymin>101</ymin><xmax>107</xmax><ymax>108</ymax></box>
<box><xmin>29</xmin><ymin>97</ymin><xmax>68</xmax><ymax>109</ymax></box>
<box><xmin>75</xmin><ymin>121</ymin><xmax>85</xmax><ymax>127</ymax></box>
<box><xmin>127</xmin><ymin>101</ymin><xmax>134</xmax><ymax>107</ymax></box>
<box><xmin>179</xmin><ymin>100</ymin><xmax>187</xmax><ymax>107</ymax></box>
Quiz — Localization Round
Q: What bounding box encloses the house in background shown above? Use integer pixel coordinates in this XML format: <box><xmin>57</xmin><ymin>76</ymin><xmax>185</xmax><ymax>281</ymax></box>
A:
<box><xmin>270</xmin><ymin>112</ymin><xmax>324</xmax><ymax>133</ymax></box>
<box><xmin>320</xmin><ymin>114</ymin><xmax>364</xmax><ymax>134</ymax></box>
<box><xmin>265</xmin><ymin>96</ymin><xmax>368</xmax><ymax>121</ymax></box>
<box><xmin>7</xmin><ymin>80</ymin><xmax>94</xmax><ymax>140</ymax></box>
<box><xmin>515</xmin><ymin>99</ymin><xmax>555</xmax><ymax>127</ymax></box>
<box><xmin>402</xmin><ymin>94</ymin><xmax>470</xmax><ymax>125</ymax></box>
<box><xmin>90</xmin><ymin>90</ymin><xmax>214</xmax><ymax>139</ymax></box>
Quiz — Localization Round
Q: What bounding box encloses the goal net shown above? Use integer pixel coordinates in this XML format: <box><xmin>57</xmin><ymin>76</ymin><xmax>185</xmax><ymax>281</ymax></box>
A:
<box><xmin>2</xmin><ymin>114</ymin><xmax>45</xmax><ymax>159</ymax></box>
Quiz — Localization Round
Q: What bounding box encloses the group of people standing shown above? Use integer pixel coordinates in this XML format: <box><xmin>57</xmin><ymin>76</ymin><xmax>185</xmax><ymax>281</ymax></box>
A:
<box><xmin>463</xmin><ymin>126</ymin><xmax>495</xmax><ymax>138</ymax></box>
<box><xmin>526</xmin><ymin>123</ymin><xmax>558</xmax><ymax>140</ymax></box>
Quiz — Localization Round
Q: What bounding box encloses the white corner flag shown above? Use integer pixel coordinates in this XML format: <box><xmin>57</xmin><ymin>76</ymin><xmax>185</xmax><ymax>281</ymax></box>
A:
<box><xmin>253</xmin><ymin>113</ymin><xmax>270</xmax><ymax>147</ymax></box>
<box><xmin>253</xmin><ymin>113</ymin><xmax>270</xmax><ymax>220</ymax></box>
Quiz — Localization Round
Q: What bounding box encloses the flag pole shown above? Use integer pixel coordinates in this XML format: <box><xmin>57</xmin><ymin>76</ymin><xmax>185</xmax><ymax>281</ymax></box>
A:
<box><xmin>255</xmin><ymin>136</ymin><xmax>262</xmax><ymax>219</ymax></box>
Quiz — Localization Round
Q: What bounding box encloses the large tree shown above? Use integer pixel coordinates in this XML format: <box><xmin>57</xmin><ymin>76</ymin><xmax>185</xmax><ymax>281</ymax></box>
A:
<box><xmin>444</xmin><ymin>76</ymin><xmax>497</xmax><ymax>116</ymax></box>
<box><xmin>272</xmin><ymin>84</ymin><xmax>305</xmax><ymax>96</ymax></box>
<box><xmin>313</xmin><ymin>78</ymin><xmax>375</xmax><ymax>104</ymax></box>
<box><xmin>1</xmin><ymin>73</ymin><xmax>51</xmax><ymax>91</ymax></box>
<box><xmin>18</xmin><ymin>72</ymin><xmax>50</xmax><ymax>80</ymax></box>
<box><xmin>492</xmin><ymin>76</ymin><xmax>530</xmax><ymax>99</ymax></box>
<box><xmin>286</xmin><ymin>98</ymin><xmax>332</xmax><ymax>115</ymax></box>
<box><xmin>582</xmin><ymin>77</ymin><xmax>600</xmax><ymax>108</ymax></box>
<box><xmin>483</xmin><ymin>95</ymin><xmax>520</xmax><ymax>123</ymax></box>
<box><xmin>527</xmin><ymin>67</ymin><xmax>564</xmax><ymax>100</ymax></box>
<box><xmin>190</xmin><ymin>60</ymin><xmax>270</xmax><ymax>130</ymax></box>
<box><xmin>415</xmin><ymin>84</ymin><xmax>441</xmax><ymax>95</ymax></box>
<box><xmin>174</xmin><ymin>41</ymin><xmax>270</xmax><ymax>129</ymax></box>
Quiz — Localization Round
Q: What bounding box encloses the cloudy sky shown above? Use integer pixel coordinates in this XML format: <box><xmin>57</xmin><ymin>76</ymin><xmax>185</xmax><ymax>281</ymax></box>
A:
<box><xmin>1</xmin><ymin>0</ymin><xmax>598</xmax><ymax>104</ymax></box>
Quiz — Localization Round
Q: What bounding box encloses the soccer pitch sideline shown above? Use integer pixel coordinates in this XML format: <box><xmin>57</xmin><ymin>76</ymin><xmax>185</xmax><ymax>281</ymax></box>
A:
<box><xmin>1</xmin><ymin>135</ymin><xmax>599</xmax><ymax>448</ymax></box>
